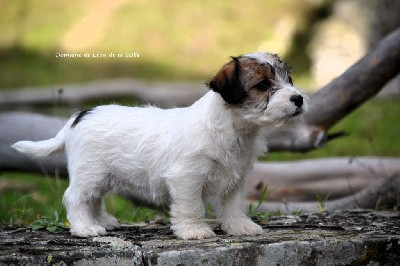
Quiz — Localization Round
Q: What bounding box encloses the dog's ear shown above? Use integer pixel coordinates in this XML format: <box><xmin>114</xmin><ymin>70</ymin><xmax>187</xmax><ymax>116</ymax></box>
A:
<box><xmin>206</xmin><ymin>57</ymin><xmax>247</xmax><ymax>104</ymax></box>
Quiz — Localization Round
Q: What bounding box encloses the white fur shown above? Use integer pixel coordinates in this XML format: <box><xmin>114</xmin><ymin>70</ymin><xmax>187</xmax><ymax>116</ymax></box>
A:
<box><xmin>12</xmin><ymin>52</ymin><xmax>306</xmax><ymax>239</ymax></box>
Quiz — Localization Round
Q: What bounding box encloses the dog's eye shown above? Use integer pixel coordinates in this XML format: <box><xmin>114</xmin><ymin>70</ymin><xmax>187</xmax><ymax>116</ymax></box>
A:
<box><xmin>255</xmin><ymin>79</ymin><xmax>272</xmax><ymax>91</ymax></box>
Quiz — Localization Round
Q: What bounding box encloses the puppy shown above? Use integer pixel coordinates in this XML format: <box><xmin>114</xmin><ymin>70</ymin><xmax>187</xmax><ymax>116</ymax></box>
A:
<box><xmin>12</xmin><ymin>52</ymin><xmax>306</xmax><ymax>240</ymax></box>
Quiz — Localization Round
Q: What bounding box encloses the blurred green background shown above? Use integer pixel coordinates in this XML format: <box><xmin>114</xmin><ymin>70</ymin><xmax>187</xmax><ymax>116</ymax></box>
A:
<box><xmin>0</xmin><ymin>0</ymin><xmax>323</xmax><ymax>88</ymax></box>
<box><xmin>1</xmin><ymin>0</ymin><xmax>399</xmax><ymax>227</ymax></box>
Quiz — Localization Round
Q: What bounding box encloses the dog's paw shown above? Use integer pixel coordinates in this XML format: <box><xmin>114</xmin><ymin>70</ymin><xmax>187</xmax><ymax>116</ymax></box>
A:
<box><xmin>222</xmin><ymin>218</ymin><xmax>264</xmax><ymax>236</ymax></box>
<box><xmin>98</xmin><ymin>215</ymin><xmax>120</xmax><ymax>230</ymax></box>
<box><xmin>172</xmin><ymin>222</ymin><xmax>216</xmax><ymax>240</ymax></box>
<box><xmin>71</xmin><ymin>224</ymin><xmax>107</xmax><ymax>237</ymax></box>
<box><xmin>175</xmin><ymin>226</ymin><xmax>216</xmax><ymax>240</ymax></box>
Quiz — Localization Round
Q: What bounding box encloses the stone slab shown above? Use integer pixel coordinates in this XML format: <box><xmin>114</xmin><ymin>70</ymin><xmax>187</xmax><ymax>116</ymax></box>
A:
<box><xmin>1</xmin><ymin>210</ymin><xmax>399</xmax><ymax>265</ymax></box>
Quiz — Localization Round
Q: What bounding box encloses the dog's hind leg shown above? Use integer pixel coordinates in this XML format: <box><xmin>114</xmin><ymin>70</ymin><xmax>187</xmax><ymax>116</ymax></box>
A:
<box><xmin>62</xmin><ymin>173</ymin><xmax>110</xmax><ymax>237</ymax></box>
<box><xmin>92</xmin><ymin>197</ymin><xmax>120</xmax><ymax>230</ymax></box>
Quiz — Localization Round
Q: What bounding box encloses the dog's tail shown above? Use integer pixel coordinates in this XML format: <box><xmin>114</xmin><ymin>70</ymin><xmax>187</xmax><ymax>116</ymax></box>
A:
<box><xmin>11</xmin><ymin>111</ymin><xmax>86</xmax><ymax>158</ymax></box>
<box><xmin>11</xmin><ymin>121</ymin><xmax>71</xmax><ymax>158</ymax></box>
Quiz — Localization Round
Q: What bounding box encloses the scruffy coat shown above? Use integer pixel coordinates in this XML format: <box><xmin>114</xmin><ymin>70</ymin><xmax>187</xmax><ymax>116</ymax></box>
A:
<box><xmin>12</xmin><ymin>52</ymin><xmax>306</xmax><ymax>239</ymax></box>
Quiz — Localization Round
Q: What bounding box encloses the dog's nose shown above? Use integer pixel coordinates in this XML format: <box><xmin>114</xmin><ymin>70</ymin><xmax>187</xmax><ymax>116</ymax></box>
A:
<box><xmin>290</xmin><ymin>95</ymin><xmax>303</xmax><ymax>108</ymax></box>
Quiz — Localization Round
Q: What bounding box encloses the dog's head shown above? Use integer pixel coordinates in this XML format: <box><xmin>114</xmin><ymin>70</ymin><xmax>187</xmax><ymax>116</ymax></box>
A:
<box><xmin>207</xmin><ymin>52</ymin><xmax>307</xmax><ymax>126</ymax></box>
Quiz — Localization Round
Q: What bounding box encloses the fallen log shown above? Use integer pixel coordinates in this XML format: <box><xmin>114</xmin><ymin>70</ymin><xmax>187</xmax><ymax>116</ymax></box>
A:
<box><xmin>0</xmin><ymin>112</ymin><xmax>68</xmax><ymax>176</ymax></box>
<box><xmin>256</xmin><ymin>175</ymin><xmax>400</xmax><ymax>214</ymax></box>
<box><xmin>247</xmin><ymin>157</ymin><xmax>400</xmax><ymax>201</ymax></box>
<box><xmin>0</xmin><ymin>79</ymin><xmax>206</xmax><ymax>110</ymax></box>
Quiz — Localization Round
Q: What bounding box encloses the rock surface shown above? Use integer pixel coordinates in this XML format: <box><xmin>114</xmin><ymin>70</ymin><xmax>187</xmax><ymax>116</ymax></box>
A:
<box><xmin>1</xmin><ymin>210</ymin><xmax>399</xmax><ymax>265</ymax></box>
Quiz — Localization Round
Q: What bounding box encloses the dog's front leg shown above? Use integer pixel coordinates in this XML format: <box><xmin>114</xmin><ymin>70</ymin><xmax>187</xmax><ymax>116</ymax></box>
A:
<box><xmin>219</xmin><ymin>185</ymin><xmax>265</xmax><ymax>236</ymax></box>
<box><xmin>167</xmin><ymin>177</ymin><xmax>216</xmax><ymax>240</ymax></box>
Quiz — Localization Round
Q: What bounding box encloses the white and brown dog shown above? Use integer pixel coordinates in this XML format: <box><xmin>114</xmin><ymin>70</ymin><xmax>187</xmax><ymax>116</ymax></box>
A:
<box><xmin>12</xmin><ymin>52</ymin><xmax>306</xmax><ymax>239</ymax></box>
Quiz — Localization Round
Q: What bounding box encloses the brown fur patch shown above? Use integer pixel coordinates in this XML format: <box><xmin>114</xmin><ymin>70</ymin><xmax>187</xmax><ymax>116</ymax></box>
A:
<box><xmin>207</xmin><ymin>59</ymin><xmax>247</xmax><ymax>104</ymax></box>
<box><xmin>207</xmin><ymin>53</ymin><xmax>293</xmax><ymax>106</ymax></box>
<box><xmin>237</xmin><ymin>58</ymin><xmax>276</xmax><ymax>89</ymax></box>
<box><xmin>209</xmin><ymin>61</ymin><xmax>236</xmax><ymax>90</ymax></box>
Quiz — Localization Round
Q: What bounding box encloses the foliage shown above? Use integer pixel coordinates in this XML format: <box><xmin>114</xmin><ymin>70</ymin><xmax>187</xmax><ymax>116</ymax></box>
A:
<box><xmin>0</xmin><ymin>1</ymin><xmax>319</xmax><ymax>88</ymax></box>
<box><xmin>316</xmin><ymin>193</ymin><xmax>331</xmax><ymax>212</ymax></box>
<box><xmin>31</xmin><ymin>212</ymin><xmax>66</xmax><ymax>233</ymax></box>
<box><xmin>0</xmin><ymin>172</ymin><xmax>67</xmax><ymax>226</ymax></box>
<box><xmin>248</xmin><ymin>185</ymin><xmax>282</xmax><ymax>224</ymax></box>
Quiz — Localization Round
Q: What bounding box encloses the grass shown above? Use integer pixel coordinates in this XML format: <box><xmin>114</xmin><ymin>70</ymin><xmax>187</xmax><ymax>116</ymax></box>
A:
<box><xmin>0</xmin><ymin>0</ymin><xmax>322</xmax><ymax>88</ymax></box>
<box><xmin>1</xmin><ymin>98</ymin><xmax>398</xmax><ymax>227</ymax></box>
<box><xmin>248</xmin><ymin>185</ymin><xmax>282</xmax><ymax>224</ymax></box>
<box><xmin>0</xmin><ymin>172</ymin><xmax>158</xmax><ymax>227</ymax></box>
<box><xmin>0</xmin><ymin>172</ymin><xmax>67</xmax><ymax>226</ymax></box>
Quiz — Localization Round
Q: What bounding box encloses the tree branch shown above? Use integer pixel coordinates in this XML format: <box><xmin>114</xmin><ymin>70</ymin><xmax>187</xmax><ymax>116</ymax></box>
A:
<box><xmin>268</xmin><ymin>27</ymin><xmax>400</xmax><ymax>152</ymax></box>
<box><xmin>306</xmin><ymin>27</ymin><xmax>400</xmax><ymax>130</ymax></box>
